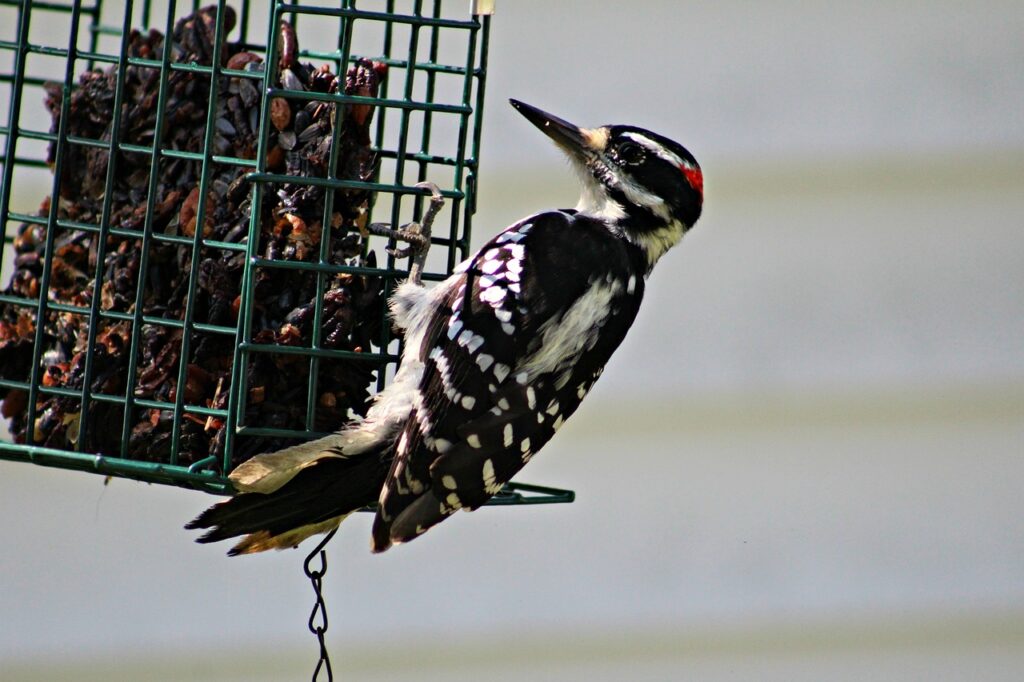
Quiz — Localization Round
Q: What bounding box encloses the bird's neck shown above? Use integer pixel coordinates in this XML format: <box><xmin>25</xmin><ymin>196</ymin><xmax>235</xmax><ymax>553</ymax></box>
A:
<box><xmin>575</xmin><ymin>189</ymin><xmax>684</xmax><ymax>272</ymax></box>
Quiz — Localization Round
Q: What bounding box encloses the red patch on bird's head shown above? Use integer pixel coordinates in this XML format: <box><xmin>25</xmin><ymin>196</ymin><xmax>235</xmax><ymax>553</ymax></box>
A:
<box><xmin>680</xmin><ymin>163</ymin><xmax>703</xmax><ymax>199</ymax></box>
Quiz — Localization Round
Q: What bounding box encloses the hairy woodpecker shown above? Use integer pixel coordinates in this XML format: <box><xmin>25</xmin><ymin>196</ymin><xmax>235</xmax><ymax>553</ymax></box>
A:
<box><xmin>187</xmin><ymin>99</ymin><xmax>703</xmax><ymax>554</ymax></box>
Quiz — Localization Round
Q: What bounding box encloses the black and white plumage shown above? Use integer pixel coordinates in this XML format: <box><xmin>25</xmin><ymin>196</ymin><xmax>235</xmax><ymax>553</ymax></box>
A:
<box><xmin>187</xmin><ymin>99</ymin><xmax>703</xmax><ymax>554</ymax></box>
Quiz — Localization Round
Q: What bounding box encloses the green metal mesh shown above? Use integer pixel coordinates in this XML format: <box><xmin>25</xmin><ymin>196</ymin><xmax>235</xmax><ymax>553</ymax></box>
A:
<box><xmin>0</xmin><ymin>0</ymin><xmax>573</xmax><ymax>506</ymax></box>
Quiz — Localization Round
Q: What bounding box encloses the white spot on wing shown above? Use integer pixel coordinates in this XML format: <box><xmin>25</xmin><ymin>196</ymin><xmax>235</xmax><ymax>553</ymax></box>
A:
<box><xmin>482</xmin><ymin>458</ymin><xmax>497</xmax><ymax>493</ymax></box>
<box><xmin>480</xmin><ymin>287</ymin><xmax>506</xmax><ymax>305</ymax></box>
<box><xmin>430</xmin><ymin>349</ymin><xmax>459</xmax><ymax>403</ymax></box>
<box><xmin>406</xmin><ymin>468</ymin><xmax>425</xmax><ymax>494</ymax></box>
<box><xmin>502</xmin><ymin>423</ymin><xmax>513</xmax><ymax>447</ymax></box>
<box><xmin>480</xmin><ymin>258</ymin><xmax>503</xmax><ymax>275</ymax></box>
<box><xmin>493</xmin><ymin>363</ymin><xmax>510</xmax><ymax>383</ymax></box>
<box><xmin>496</xmin><ymin>230</ymin><xmax>524</xmax><ymax>244</ymax></box>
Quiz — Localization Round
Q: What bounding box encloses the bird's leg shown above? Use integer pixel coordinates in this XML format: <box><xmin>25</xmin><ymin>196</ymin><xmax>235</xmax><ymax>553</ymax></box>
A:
<box><xmin>406</xmin><ymin>182</ymin><xmax>444</xmax><ymax>286</ymax></box>
<box><xmin>366</xmin><ymin>182</ymin><xmax>444</xmax><ymax>286</ymax></box>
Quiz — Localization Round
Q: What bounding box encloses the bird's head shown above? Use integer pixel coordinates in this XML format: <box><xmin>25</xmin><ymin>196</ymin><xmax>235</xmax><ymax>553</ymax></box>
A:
<box><xmin>511</xmin><ymin>99</ymin><xmax>703</xmax><ymax>270</ymax></box>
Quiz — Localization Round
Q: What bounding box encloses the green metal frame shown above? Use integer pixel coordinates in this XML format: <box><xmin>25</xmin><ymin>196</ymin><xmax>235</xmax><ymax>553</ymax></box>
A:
<box><xmin>0</xmin><ymin>0</ymin><xmax>574</xmax><ymax>507</ymax></box>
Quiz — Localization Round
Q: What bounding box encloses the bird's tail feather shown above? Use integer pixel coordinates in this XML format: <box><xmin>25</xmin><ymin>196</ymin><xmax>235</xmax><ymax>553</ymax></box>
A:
<box><xmin>186</xmin><ymin>440</ymin><xmax>391</xmax><ymax>555</ymax></box>
<box><xmin>227</xmin><ymin>431</ymin><xmax>379</xmax><ymax>494</ymax></box>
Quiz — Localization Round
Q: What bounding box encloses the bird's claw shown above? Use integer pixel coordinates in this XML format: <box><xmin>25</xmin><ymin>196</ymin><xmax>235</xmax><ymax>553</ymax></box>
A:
<box><xmin>367</xmin><ymin>182</ymin><xmax>444</xmax><ymax>285</ymax></box>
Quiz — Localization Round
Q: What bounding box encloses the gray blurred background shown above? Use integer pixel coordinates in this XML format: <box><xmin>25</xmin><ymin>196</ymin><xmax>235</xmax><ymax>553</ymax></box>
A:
<box><xmin>3</xmin><ymin>1</ymin><xmax>1024</xmax><ymax>680</ymax></box>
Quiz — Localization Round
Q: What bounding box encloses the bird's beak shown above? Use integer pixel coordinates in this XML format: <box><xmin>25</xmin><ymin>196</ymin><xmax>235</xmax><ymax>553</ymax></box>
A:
<box><xmin>509</xmin><ymin>99</ymin><xmax>607</xmax><ymax>158</ymax></box>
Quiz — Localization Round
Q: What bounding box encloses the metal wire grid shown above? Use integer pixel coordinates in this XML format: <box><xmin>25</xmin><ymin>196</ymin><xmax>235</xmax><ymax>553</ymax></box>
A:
<box><xmin>0</xmin><ymin>0</ymin><xmax>451</xmax><ymax>484</ymax></box>
<box><xmin>0</xmin><ymin>0</ymin><xmax>573</xmax><ymax>507</ymax></box>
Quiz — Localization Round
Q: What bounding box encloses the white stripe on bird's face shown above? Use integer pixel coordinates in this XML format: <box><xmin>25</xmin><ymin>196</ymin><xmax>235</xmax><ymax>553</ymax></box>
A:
<box><xmin>621</xmin><ymin>131</ymin><xmax>685</xmax><ymax>168</ymax></box>
<box><xmin>620</xmin><ymin>130</ymin><xmax>702</xmax><ymax>199</ymax></box>
<box><xmin>573</xmin><ymin>155</ymin><xmax>670</xmax><ymax>224</ymax></box>
<box><xmin>570</xmin><ymin>130</ymin><xmax>673</xmax><ymax>224</ymax></box>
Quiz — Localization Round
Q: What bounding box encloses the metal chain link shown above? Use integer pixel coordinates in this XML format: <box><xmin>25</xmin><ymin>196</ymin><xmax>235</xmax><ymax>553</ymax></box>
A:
<box><xmin>304</xmin><ymin>527</ymin><xmax>339</xmax><ymax>682</ymax></box>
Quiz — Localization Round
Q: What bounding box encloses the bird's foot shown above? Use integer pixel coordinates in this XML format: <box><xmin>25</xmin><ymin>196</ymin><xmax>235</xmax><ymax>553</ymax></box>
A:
<box><xmin>366</xmin><ymin>182</ymin><xmax>444</xmax><ymax>286</ymax></box>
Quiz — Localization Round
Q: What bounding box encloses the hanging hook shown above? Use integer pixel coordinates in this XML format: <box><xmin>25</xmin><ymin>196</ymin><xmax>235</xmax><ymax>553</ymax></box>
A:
<box><xmin>304</xmin><ymin>527</ymin><xmax>339</xmax><ymax>682</ymax></box>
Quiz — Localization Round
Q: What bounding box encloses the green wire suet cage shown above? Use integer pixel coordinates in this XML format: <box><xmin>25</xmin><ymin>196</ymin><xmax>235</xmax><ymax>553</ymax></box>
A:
<box><xmin>0</xmin><ymin>0</ymin><xmax>573</xmax><ymax>507</ymax></box>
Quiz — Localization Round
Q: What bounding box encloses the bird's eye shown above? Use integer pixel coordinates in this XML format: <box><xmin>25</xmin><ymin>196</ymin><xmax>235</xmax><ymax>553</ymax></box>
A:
<box><xmin>616</xmin><ymin>141</ymin><xmax>645</xmax><ymax>165</ymax></box>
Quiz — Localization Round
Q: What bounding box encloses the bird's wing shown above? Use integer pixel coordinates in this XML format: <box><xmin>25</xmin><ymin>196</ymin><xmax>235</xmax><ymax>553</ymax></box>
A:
<box><xmin>372</xmin><ymin>211</ymin><xmax>645</xmax><ymax>551</ymax></box>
